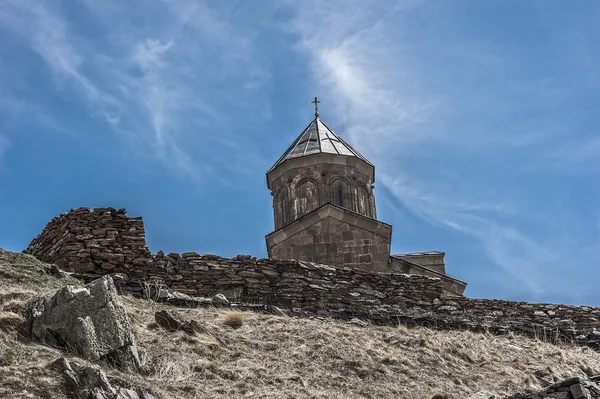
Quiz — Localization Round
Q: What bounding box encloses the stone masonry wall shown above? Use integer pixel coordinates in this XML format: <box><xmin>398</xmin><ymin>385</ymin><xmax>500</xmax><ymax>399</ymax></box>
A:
<box><xmin>25</xmin><ymin>207</ymin><xmax>600</xmax><ymax>349</ymax></box>
<box><xmin>269</xmin><ymin>162</ymin><xmax>376</xmax><ymax>229</ymax></box>
<box><xmin>25</xmin><ymin>207</ymin><xmax>152</xmax><ymax>273</ymax></box>
<box><xmin>269</xmin><ymin>216</ymin><xmax>391</xmax><ymax>272</ymax></box>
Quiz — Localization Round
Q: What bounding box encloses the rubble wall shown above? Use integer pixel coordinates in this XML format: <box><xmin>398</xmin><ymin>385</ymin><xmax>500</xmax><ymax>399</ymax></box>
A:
<box><xmin>24</xmin><ymin>207</ymin><xmax>600</xmax><ymax>348</ymax></box>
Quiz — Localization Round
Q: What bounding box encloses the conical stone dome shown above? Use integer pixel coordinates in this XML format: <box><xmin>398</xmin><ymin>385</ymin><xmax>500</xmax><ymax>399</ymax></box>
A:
<box><xmin>267</xmin><ymin>117</ymin><xmax>373</xmax><ymax>175</ymax></box>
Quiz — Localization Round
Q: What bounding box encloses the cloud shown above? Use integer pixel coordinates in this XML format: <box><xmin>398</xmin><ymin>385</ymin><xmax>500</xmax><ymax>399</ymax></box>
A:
<box><xmin>545</xmin><ymin>135</ymin><xmax>600</xmax><ymax>174</ymax></box>
<box><xmin>0</xmin><ymin>0</ymin><xmax>271</xmax><ymax>181</ymax></box>
<box><xmin>286</xmin><ymin>0</ymin><xmax>600</xmax><ymax>301</ymax></box>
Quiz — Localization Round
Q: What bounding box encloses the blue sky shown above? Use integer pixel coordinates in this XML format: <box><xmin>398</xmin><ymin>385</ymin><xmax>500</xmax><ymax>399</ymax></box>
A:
<box><xmin>1</xmin><ymin>1</ymin><xmax>599</xmax><ymax>305</ymax></box>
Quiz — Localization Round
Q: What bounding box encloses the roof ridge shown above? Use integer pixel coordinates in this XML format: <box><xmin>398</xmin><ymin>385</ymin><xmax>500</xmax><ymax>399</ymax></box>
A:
<box><xmin>315</xmin><ymin>117</ymin><xmax>323</xmax><ymax>154</ymax></box>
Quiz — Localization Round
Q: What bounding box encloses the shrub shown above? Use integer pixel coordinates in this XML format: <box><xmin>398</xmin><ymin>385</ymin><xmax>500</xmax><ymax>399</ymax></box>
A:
<box><xmin>223</xmin><ymin>311</ymin><xmax>244</xmax><ymax>329</ymax></box>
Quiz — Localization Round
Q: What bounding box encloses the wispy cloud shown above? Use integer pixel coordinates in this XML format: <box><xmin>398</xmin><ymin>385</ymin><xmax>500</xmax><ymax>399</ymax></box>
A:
<box><xmin>0</xmin><ymin>0</ymin><xmax>271</xmax><ymax>181</ymax></box>
<box><xmin>287</xmin><ymin>0</ymin><xmax>600</xmax><ymax>301</ymax></box>
<box><xmin>1</xmin><ymin>0</ymin><xmax>598</xmax><ymax>302</ymax></box>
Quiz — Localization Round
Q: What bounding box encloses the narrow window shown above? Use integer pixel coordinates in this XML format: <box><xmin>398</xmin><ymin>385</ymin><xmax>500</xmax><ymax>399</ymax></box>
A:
<box><xmin>337</xmin><ymin>182</ymin><xmax>344</xmax><ymax>207</ymax></box>
<box><xmin>281</xmin><ymin>196</ymin><xmax>286</xmax><ymax>224</ymax></box>
<box><xmin>358</xmin><ymin>186</ymin><xmax>370</xmax><ymax>216</ymax></box>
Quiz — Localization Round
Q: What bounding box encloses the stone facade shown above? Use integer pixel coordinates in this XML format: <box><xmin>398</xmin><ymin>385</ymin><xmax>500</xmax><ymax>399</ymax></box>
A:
<box><xmin>268</xmin><ymin>158</ymin><xmax>376</xmax><ymax>229</ymax></box>
<box><xmin>263</xmin><ymin>113</ymin><xmax>466</xmax><ymax>295</ymax></box>
<box><xmin>392</xmin><ymin>251</ymin><xmax>446</xmax><ymax>274</ymax></box>
<box><xmin>265</xmin><ymin>115</ymin><xmax>390</xmax><ymax>272</ymax></box>
<box><xmin>24</xmin><ymin>207</ymin><xmax>600</xmax><ymax>350</ymax></box>
<box><xmin>390</xmin><ymin>254</ymin><xmax>466</xmax><ymax>295</ymax></box>
<box><xmin>266</xmin><ymin>204</ymin><xmax>391</xmax><ymax>271</ymax></box>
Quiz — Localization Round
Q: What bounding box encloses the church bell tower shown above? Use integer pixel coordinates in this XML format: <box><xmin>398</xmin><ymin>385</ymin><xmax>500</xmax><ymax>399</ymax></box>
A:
<box><xmin>265</xmin><ymin>98</ymin><xmax>392</xmax><ymax>271</ymax></box>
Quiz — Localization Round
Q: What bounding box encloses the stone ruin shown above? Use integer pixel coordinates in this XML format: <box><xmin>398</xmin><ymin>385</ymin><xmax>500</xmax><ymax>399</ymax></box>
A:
<box><xmin>24</xmin><ymin>206</ymin><xmax>600</xmax><ymax>350</ymax></box>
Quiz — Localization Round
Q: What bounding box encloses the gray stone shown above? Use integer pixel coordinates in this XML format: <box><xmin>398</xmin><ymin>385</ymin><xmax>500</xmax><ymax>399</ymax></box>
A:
<box><xmin>348</xmin><ymin>318</ymin><xmax>368</xmax><ymax>327</ymax></box>
<box><xmin>570</xmin><ymin>383</ymin><xmax>591</xmax><ymax>399</ymax></box>
<box><xmin>28</xmin><ymin>275</ymin><xmax>140</xmax><ymax>371</ymax></box>
<box><xmin>50</xmin><ymin>357</ymin><xmax>113</xmax><ymax>399</ymax></box>
<box><xmin>112</xmin><ymin>272</ymin><xmax>129</xmax><ymax>281</ymax></box>
<box><xmin>157</xmin><ymin>288</ymin><xmax>171</xmax><ymax>299</ymax></box>
<box><xmin>545</xmin><ymin>392</ymin><xmax>572</xmax><ymax>399</ymax></box>
<box><xmin>50</xmin><ymin>357</ymin><xmax>156</xmax><ymax>399</ymax></box>
<box><xmin>212</xmin><ymin>293</ymin><xmax>230</xmax><ymax>306</ymax></box>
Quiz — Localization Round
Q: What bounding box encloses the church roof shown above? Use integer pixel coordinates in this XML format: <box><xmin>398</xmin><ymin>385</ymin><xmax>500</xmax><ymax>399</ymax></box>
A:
<box><xmin>268</xmin><ymin>116</ymin><xmax>373</xmax><ymax>174</ymax></box>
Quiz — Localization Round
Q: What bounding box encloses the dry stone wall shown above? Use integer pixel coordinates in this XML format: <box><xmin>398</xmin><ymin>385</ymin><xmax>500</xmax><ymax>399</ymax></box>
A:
<box><xmin>25</xmin><ymin>207</ymin><xmax>600</xmax><ymax>349</ymax></box>
<box><xmin>25</xmin><ymin>207</ymin><xmax>151</xmax><ymax>273</ymax></box>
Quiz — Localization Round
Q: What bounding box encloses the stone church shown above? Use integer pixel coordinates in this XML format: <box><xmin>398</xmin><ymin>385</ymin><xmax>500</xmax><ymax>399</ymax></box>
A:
<box><xmin>265</xmin><ymin>99</ymin><xmax>466</xmax><ymax>295</ymax></box>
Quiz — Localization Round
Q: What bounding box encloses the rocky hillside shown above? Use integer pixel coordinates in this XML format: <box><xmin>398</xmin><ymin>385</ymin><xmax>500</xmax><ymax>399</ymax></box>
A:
<box><xmin>2</xmin><ymin>248</ymin><xmax>600</xmax><ymax>398</ymax></box>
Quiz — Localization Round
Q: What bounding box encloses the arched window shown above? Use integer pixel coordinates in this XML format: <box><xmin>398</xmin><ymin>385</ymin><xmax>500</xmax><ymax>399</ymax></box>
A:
<box><xmin>330</xmin><ymin>178</ymin><xmax>351</xmax><ymax>210</ymax></box>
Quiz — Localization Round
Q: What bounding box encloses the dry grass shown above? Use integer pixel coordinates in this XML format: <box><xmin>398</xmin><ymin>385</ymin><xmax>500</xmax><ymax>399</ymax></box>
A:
<box><xmin>396</xmin><ymin>322</ymin><xmax>410</xmax><ymax>334</ymax></box>
<box><xmin>0</xmin><ymin>249</ymin><xmax>80</xmax><ymax>398</ymax></box>
<box><xmin>222</xmin><ymin>311</ymin><xmax>244</xmax><ymax>329</ymax></box>
<box><xmin>2</xmin><ymin>248</ymin><xmax>600</xmax><ymax>398</ymax></box>
<box><xmin>119</xmin><ymin>295</ymin><xmax>600</xmax><ymax>399</ymax></box>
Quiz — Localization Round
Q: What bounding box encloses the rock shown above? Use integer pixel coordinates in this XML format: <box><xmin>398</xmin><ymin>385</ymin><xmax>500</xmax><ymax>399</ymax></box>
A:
<box><xmin>212</xmin><ymin>293</ymin><xmax>230</xmax><ymax>306</ymax></box>
<box><xmin>182</xmin><ymin>252</ymin><xmax>200</xmax><ymax>258</ymax></box>
<box><xmin>113</xmin><ymin>272</ymin><xmax>129</xmax><ymax>281</ymax></box>
<box><xmin>157</xmin><ymin>288</ymin><xmax>171</xmax><ymax>300</ymax></box>
<box><xmin>72</xmin><ymin>262</ymin><xmax>96</xmax><ymax>273</ymax></box>
<box><xmin>27</xmin><ymin>275</ymin><xmax>140</xmax><ymax>371</ymax></box>
<box><xmin>101</xmin><ymin>262</ymin><xmax>116</xmax><ymax>271</ymax></box>
<box><xmin>50</xmin><ymin>357</ymin><xmax>113</xmax><ymax>398</ymax></box>
<box><xmin>171</xmin><ymin>290</ymin><xmax>194</xmax><ymax>301</ymax></box>
<box><xmin>348</xmin><ymin>318</ymin><xmax>368</xmax><ymax>327</ymax></box>
<box><xmin>155</xmin><ymin>310</ymin><xmax>207</xmax><ymax>335</ymax></box>
<box><xmin>504</xmin><ymin>376</ymin><xmax>600</xmax><ymax>399</ymax></box>
<box><xmin>156</xmin><ymin>288</ymin><xmax>212</xmax><ymax>307</ymax></box>
<box><xmin>50</xmin><ymin>357</ymin><xmax>156</xmax><ymax>399</ymax></box>
<box><xmin>544</xmin><ymin>393</ymin><xmax>571</xmax><ymax>399</ymax></box>
<box><xmin>571</xmin><ymin>383</ymin><xmax>591</xmax><ymax>399</ymax></box>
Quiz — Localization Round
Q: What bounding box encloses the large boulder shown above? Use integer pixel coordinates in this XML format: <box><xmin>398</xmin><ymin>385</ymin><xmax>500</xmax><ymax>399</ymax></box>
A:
<box><xmin>27</xmin><ymin>275</ymin><xmax>140</xmax><ymax>371</ymax></box>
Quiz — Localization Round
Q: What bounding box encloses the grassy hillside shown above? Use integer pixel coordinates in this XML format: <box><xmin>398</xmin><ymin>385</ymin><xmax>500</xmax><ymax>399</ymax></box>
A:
<box><xmin>1</xmin><ymin>248</ymin><xmax>600</xmax><ymax>398</ymax></box>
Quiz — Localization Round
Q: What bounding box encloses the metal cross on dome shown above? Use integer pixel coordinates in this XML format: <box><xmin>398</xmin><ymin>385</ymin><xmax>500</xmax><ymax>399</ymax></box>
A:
<box><xmin>311</xmin><ymin>97</ymin><xmax>321</xmax><ymax>117</ymax></box>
